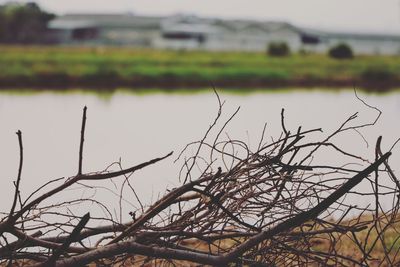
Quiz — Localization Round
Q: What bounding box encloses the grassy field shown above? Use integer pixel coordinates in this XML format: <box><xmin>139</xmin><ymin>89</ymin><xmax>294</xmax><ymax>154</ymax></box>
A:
<box><xmin>0</xmin><ymin>45</ymin><xmax>399</xmax><ymax>90</ymax></box>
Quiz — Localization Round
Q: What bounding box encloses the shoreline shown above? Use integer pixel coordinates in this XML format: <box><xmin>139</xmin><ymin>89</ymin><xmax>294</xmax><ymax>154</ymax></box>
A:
<box><xmin>0</xmin><ymin>77</ymin><xmax>398</xmax><ymax>92</ymax></box>
<box><xmin>1</xmin><ymin>46</ymin><xmax>399</xmax><ymax>93</ymax></box>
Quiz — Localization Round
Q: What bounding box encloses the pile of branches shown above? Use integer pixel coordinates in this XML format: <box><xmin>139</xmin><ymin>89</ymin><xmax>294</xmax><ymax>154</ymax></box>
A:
<box><xmin>0</xmin><ymin>96</ymin><xmax>399</xmax><ymax>266</ymax></box>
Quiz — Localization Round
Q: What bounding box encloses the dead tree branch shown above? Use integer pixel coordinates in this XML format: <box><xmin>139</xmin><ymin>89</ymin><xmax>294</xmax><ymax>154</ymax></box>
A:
<box><xmin>0</xmin><ymin>101</ymin><xmax>398</xmax><ymax>266</ymax></box>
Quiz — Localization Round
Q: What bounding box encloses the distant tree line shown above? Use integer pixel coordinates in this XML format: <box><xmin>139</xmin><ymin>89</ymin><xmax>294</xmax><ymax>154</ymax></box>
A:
<box><xmin>0</xmin><ymin>2</ymin><xmax>54</xmax><ymax>44</ymax></box>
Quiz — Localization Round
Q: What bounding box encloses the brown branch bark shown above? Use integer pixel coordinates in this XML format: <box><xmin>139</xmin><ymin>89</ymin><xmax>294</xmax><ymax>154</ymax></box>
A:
<box><xmin>222</xmin><ymin>152</ymin><xmax>391</xmax><ymax>262</ymax></box>
<box><xmin>78</xmin><ymin>106</ymin><xmax>87</xmax><ymax>175</ymax></box>
<box><xmin>1</xmin><ymin>104</ymin><xmax>398</xmax><ymax>267</ymax></box>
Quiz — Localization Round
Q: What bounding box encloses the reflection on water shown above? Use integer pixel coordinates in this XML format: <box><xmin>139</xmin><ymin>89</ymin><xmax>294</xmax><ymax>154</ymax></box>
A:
<box><xmin>0</xmin><ymin>89</ymin><xmax>399</xmax><ymax>219</ymax></box>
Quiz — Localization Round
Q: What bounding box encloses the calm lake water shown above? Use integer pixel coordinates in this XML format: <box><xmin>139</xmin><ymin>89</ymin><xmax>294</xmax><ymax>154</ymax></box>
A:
<box><xmin>0</xmin><ymin>89</ymin><xmax>399</xmax><ymax>220</ymax></box>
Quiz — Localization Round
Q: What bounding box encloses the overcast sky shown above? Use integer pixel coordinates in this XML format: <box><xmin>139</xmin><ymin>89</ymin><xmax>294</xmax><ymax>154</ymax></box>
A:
<box><xmin>3</xmin><ymin>0</ymin><xmax>400</xmax><ymax>34</ymax></box>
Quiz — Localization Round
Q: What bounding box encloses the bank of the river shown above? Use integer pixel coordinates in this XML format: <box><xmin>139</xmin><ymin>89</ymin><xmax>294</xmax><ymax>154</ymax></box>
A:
<box><xmin>1</xmin><ymin>46</ymin><xmax>399</xmax><ymax>91</ymax></box>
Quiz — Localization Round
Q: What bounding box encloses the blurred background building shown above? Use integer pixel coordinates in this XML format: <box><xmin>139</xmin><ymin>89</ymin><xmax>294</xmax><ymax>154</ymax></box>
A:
<box><xmin>47</xmin><ymin>13</ymin><xmax>400</xmax><ymax>55</ymax></box>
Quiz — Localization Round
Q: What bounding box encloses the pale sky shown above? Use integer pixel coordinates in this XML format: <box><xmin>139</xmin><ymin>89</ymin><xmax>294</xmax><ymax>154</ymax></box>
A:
<box><xmin>3</xmin><ymin>0</ymin><xmax>400</xmax><ymax>34</ymax></box>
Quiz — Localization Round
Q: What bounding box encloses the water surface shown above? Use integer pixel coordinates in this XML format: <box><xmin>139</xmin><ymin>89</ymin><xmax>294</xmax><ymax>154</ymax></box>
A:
<box><xmin>0</xmin><ymin>89</ymin><xmax>399</xmax><ymax>219</ymax></box>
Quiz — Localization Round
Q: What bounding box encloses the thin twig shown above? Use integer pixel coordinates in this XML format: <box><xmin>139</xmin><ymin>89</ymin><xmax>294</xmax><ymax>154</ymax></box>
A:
<box><xmin>78</xmin><ymin>106</ymin><xmax>87</xmax><ymax>175</ymax></box>
<box><xmin>9</xmin><ymin>130</ymin><xmax>23</xmax><ymax>217</ymax></box>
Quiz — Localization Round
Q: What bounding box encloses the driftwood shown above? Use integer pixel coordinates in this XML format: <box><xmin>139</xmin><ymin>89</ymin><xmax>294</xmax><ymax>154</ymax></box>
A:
<box><xmin>0</xmin><ymin>95</ymin><xmax>399</xmax><ymax>266</ymax></box>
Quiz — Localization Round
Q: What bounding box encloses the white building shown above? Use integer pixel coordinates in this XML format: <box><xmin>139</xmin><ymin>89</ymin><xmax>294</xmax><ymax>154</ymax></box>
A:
<box><xmin>152</xmin><ymin>15</ymin><xmax>302</xmax><ymax>52</ymax></box>
<box><xmin>47</xmin><ymin>14</ymin><xmax>400</xmax><ymax>55</ymax></box>
<box><xmin>47</xmin><ymin>14</ymin><xmax>162</xmax><ymax>46</ymax></box>
<box><xmin>300</xmin><ymin>30</ymin><xmax>400</xmax><ymax>55</ymax></box>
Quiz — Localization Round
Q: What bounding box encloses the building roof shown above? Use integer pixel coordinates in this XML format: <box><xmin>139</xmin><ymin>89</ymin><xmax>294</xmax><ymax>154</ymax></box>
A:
<box><xmin>160</xmin><ymin>15</ymin><xmax>299</xmax><ymax>35</ymax></box>
<box><xmin>212</xmin><ymin>19</ymin><xmax>297</xmax><ymax>33</ymax></box>
<box><xmin>161</xmin><ymin>15</ymin><xmax>220</xmax><ymax>34</ymax></box>
<box><xmin>49</xmin><ymin>14</ymin><xmax>163</xmax><ymax>30</ymax></box>
<box><xmin>48</xmin><ymin>20</ymin><xmax>96</xmax><ymax>30</ymax></box>
<box><xmin>48</xmin><ymin>13</ymin><xmax>400</xmax><ymax>41</ymax></box>
<box><xmin>299</xmin><ymin>27</ymin><xmax>400</xmax><ymax>41</ymax></box>
<box><xmin>163</xmin><ymin>24</ymin><xmax>219</xmax><ymax>34</ymax></box>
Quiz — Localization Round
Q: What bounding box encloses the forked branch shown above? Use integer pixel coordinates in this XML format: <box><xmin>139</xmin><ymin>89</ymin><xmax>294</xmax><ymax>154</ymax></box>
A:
<box><xmin>0</xmin><ymin>103</ymin><xmax>398</xmax><ymax>267</ymax></box>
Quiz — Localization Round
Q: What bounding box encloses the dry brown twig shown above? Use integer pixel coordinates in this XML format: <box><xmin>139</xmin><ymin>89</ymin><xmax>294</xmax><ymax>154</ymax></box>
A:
<box><xmin>0</xmin><ymin>94</ymin><xmax>398</xmax><ymax>266</ymax></box>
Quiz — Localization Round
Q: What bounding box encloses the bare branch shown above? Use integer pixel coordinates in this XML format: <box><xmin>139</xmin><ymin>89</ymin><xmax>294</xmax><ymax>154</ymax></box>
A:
<box><xmin>41</xmin><ymin>213</ymin><xmax>90</xmax><ymax>267</ymax></box>
<box><xmin>9</xmin><ymin>130</ymin><xmax>23</xmax><ymax>217</ymax></box>
<box><xmin>78</xmin><ymin>106</ymin><xmax>87</xmax><ymax>175</ymax></box>
<box><xmin>1</xmin><ymin>100</ymin><xmax>398</xmax><ymax>267</ymax></box>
